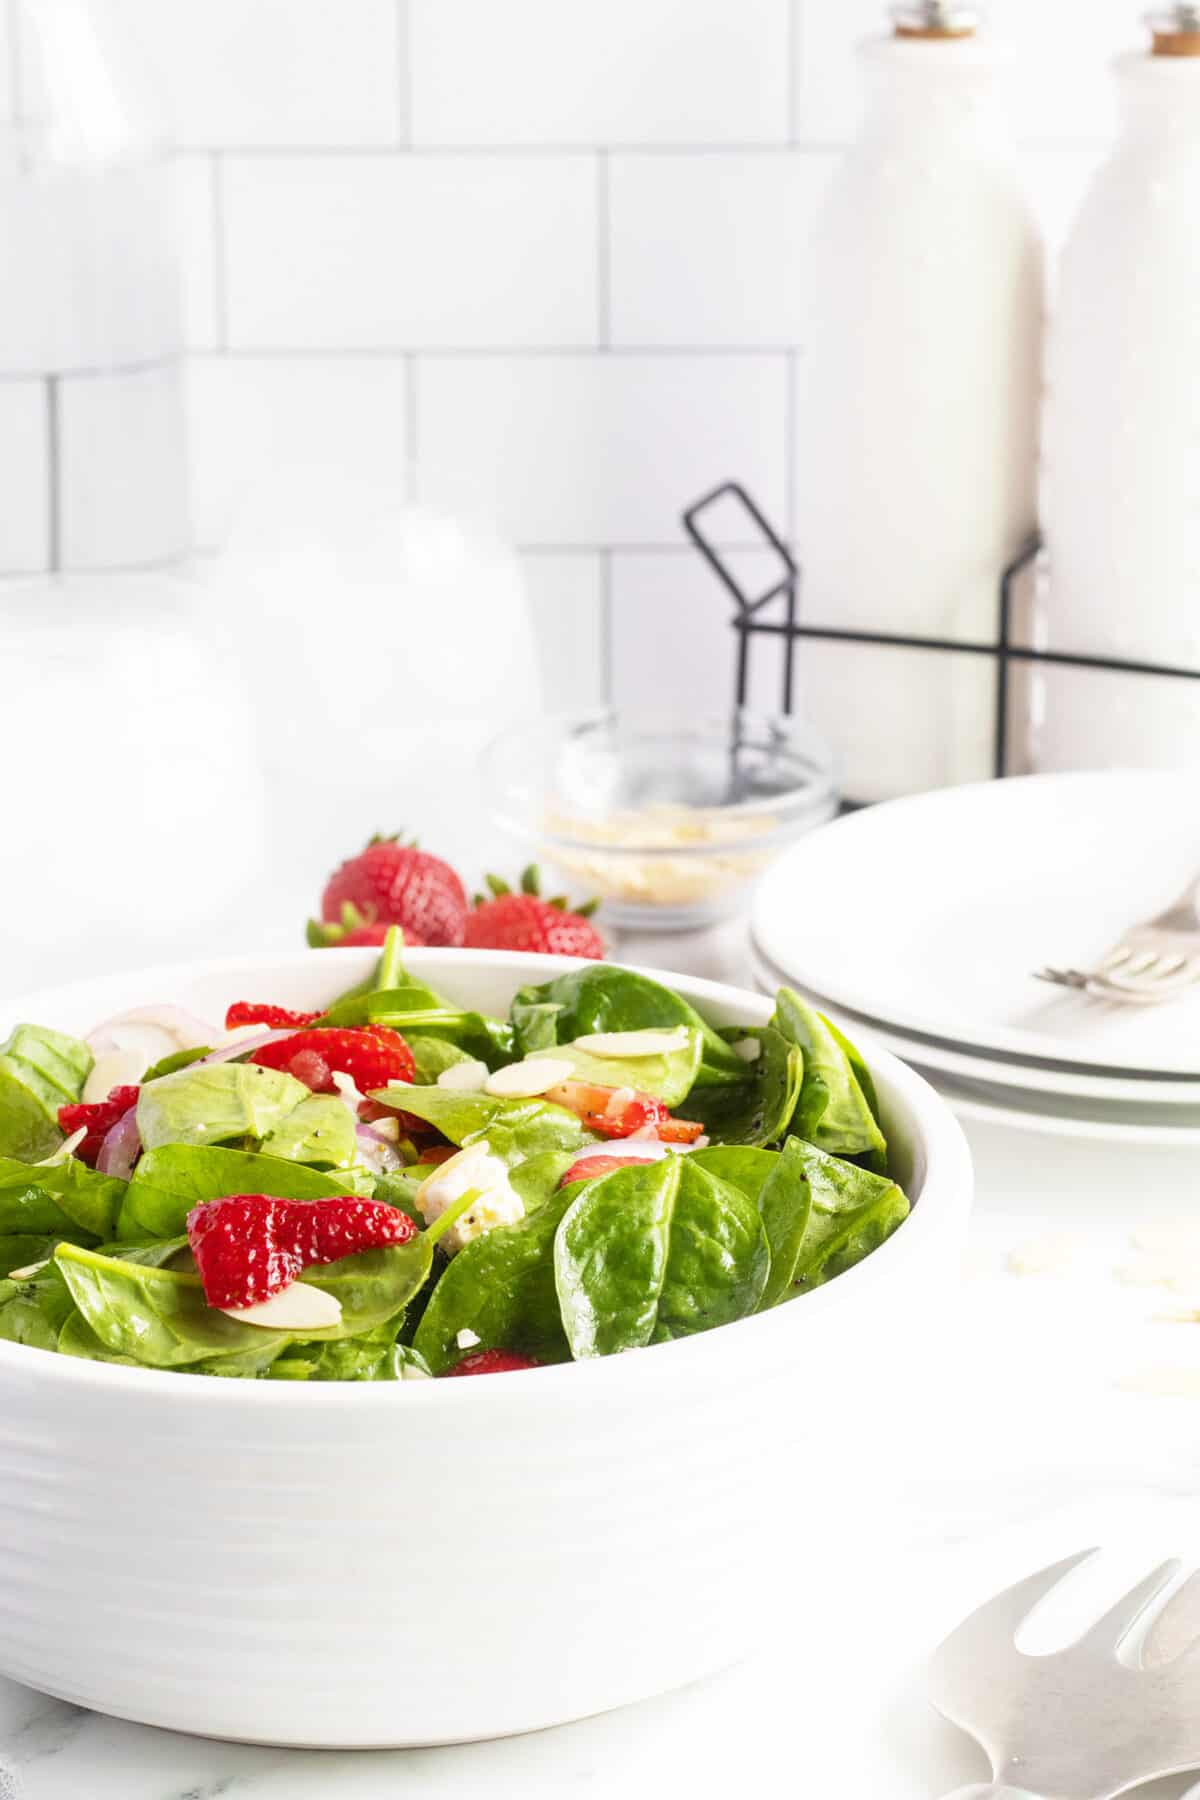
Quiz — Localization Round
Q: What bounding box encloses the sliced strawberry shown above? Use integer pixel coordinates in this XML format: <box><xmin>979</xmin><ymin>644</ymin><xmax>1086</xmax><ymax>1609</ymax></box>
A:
<box><xmin>442</xmin><ymin>1348</ymin><xmax>542</xmax><ymax>1377</ymax></box>
<box><xmin>653</xmin><ymin>1117</ymin><xmax>706</xmax><ymax>1145</ymax></box>
<box><xmin>58</xmin><ymin>1085</ymin><xmax>140</xmax><ymax>1167</ymax></box>
<box><xmin>225</xmin><ymin>1002</ymin><xmax>322</xmax><ymax>1031</ymax></box>
<box><xmin>543</xmin><ymin>1080</ymin><xmax>703</xmax><ymax>1144</ymax></box>
<box><xmin>415</xmin><ymin>1144</ymin><xmax>458</xmax><ymax>1165</ymax></box>
<box><xmin>187</xmin><ymin>1193</ymin><xmax>418</xmax><ymax>1310</ymax></box>
<box><xmin>559</xmin><ymin>1152</ymin><xmax>663</xmax><ymax>1187</ymax></box>
<box><xmin>248</xmin><ymin>1026</ymin><xmax>416</xmax><ymax>1094</ymax></box>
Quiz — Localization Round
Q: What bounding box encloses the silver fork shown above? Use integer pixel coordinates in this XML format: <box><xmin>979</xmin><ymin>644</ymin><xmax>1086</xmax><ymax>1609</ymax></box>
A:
<box><xmin>929</xmin><ymin>1548</ymin><xmax>1200</xmax><ymax>1797</ymax></box>
<box><xmin>1035</xmin><ymin>872</ymin><xmax>1200</xmax><ymax>1005</ymax></box>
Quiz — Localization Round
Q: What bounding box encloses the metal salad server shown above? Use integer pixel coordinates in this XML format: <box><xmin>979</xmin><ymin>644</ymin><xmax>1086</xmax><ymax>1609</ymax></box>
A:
<box><xmin>929</xmin><ymin>1549</ymin><xmax>1200</xmax><ymax>1797</ymax></box>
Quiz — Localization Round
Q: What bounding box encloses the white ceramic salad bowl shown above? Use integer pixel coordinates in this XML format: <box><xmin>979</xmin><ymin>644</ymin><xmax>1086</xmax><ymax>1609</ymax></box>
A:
<box><xmin>0</xmin><ymin>949</ymin><xmax>971</xmax><ymax>1748</ymax></box>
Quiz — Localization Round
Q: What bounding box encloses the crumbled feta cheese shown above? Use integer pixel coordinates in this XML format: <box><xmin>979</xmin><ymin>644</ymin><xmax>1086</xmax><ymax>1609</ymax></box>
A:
<box><xmin>436</xmin><ymin>1059</ymin><xmax>490</xmax><ymax>1092</ymax></box>
<box><xmin>416</xmin><ymin>1142</ymin><xmax>525</xmax><ymax>1255</ymax></box>
<box><xmin>456</xmin><ymin>1327</ymin><xmax>481</xmax><ymax>1350</ymax></box>
<box><xmin>485</xmin><ymin>1058</ymin><xmax>574</xmax><ymax>1099</ymax></box>
<box><xmin>731</xmin><ymin>1037</ymin><xmax>761</xmax><ymax>1063</ymax></box>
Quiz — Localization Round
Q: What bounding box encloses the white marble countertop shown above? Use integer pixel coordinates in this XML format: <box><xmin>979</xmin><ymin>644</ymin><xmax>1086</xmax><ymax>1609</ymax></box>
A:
<box><xmin>6</xmin><ymin>928</ymin><xmax>1200</xmax><ymax>1798</ymax></box>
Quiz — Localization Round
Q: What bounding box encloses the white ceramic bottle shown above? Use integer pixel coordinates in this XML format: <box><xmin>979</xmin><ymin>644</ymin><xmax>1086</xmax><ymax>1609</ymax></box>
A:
<box><xmin>796</xmin><ymin>2</ymin><xmax>1042</xmax><ymax>801</ymax></box>
<box><xmin>1034</xmin><ymin>6</ymin><xmax>1200</xmax><ymax>772</ymax></box>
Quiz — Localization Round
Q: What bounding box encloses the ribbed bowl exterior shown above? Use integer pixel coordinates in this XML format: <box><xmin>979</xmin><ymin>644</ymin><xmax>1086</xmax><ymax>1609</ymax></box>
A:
<box><xmin>0</xmin><ymin>951</ymin><xmax>971</xmax><ymax>1746</ymax></box>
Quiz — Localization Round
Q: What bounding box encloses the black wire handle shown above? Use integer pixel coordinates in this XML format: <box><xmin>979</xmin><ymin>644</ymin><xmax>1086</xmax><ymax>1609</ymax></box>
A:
<box><xmin>682</xmin><ymin>483</ymin><xmax>1200</xmax><ymax>782</ymax></box>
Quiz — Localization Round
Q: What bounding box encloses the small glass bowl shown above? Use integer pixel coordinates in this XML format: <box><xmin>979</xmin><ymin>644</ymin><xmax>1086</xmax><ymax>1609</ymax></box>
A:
<box><xmin>482</xmin><ymin>709</ymin><xmax>838</xmax><ymax>931</ymax></box>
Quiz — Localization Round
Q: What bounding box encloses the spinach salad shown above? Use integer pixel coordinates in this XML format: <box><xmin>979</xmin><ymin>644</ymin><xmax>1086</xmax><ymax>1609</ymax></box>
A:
<box><xmin>0</xmin><ymin>935</ymin><xmax>911</xmax><ymax>1379</ymax></box>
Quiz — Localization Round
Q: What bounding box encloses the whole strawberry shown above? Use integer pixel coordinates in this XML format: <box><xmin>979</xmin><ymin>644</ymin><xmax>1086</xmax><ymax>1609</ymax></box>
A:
<box><xmin>463</xmin><ymin>868</ymin><xmax>604</xmax><ymax>960</ymax></box>
<box><xmin>318</xmin><ymin>836</ymin><xmax>466</xmax><ymax>947</ymax></box>
<box><xmin>307</xmin><ymin>905</ymin><xmax>425</xmax><ymax>950</ymax></box>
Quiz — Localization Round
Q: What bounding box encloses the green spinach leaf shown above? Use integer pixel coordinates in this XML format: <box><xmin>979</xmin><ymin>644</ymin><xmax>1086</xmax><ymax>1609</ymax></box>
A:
<box><xmin>140</xmin><ymin>1045</ymin><xmax>211</xmax><ymax>1082</ymax></box>
<box><xmin>260</xmin><ymin>1093</ymin><xmax>357</xmax><ymax>1169</ymax></box>
<box><xmin>408</xmin><ymin>1037</ymin><xmax>474</xmax><ymax>1084</ymax></box>
<box><xmin>510</xmin><ymin>966</ymin><xmax>745</xmax><ymax>1089</ymax></box>
<box><xmin>319</xmin><ymin>924</ymin><xmax>412</xmax><ymax>1013</ymax></box>
<box><xmin>273</xmin><ymin>1330</ymin><xmax>432</xmax><ymax>1382</ymax></box>
<box><xmin>0</xmin><ymin>1261</ymin><xmax>75</xmax><ymax>1350</ymax></box>
<box><xmin>118</xmin><ymin>1144</ymin><xmax>367</xmax><ymax>1241</ymax></box>
<box><xmin>136</xmin><ymin>1062</ymin><xmax>310</xmax><ymax>1153</ymax></box>
<box><xmin>414</xmin><ymin>1188</ymin><xmax>576</xmax><ymax>1373</ymax></box>
<box><xmin>0</xmin><ymin>1153</ymin><xmax>124</xmax><ymax>1240</ymax></box>
<box><xmin>527</xmin><ymin>1031</ymin><xmax>702</xmax><ymax>1108</ymax></box>
<box><xmin>0</xmin><ymin>1023</ymin><xmax>93</xmax><ymax>1161</ymax></box>
<box><xmin>55</xmin><ymin>1234</ymin><xmax>432</xmax><ymax>1368</ymax></box>
<box><xmin>771</xmin><ymin>990</ymin><xmax>887</xmax><ymax>1168</ymax></box>
<box><xmin>783</xmin><ymin>1141</ymin><xmax>909</xmax><ymax>1290</ymax></box>
<box><xmin>554</xmin><ymin>1157</ymin><xmax>770</xmax><ymax>1357</ymax></box>
<box><xmin>684</xmin><ymin>1026</ymin><xmax>802</xmax><ymax>1147</ymax></box>
<box><xmin>368</xmin><ymin>1086</ymin><xmax>593</xmax><ymax>1162</ymax></box>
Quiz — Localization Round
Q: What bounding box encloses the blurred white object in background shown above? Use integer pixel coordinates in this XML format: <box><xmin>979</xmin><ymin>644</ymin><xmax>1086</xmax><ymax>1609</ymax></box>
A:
<box><xmin>0</xmin><ymin>0</ymin><xmax>189</xmax><ymax>573</ymax></box>
<box><xmin>214</xmin><ymin>488</ymin><xmax>543</xmax><ymax>915</ymax></box>
<box><xmin>1036</xmin><ymin>6</ymin><xmax>1200</xmax><ymax>772</ymax></box>
<box><xmin>796</xmin><ymin>2</ymin><xmax>1042</xmax><ymax>802</ymax></box>
<box><xmin>0</xmin><ymin>571</ymin><xmax>267</xmax><ymax>990</ymax></box>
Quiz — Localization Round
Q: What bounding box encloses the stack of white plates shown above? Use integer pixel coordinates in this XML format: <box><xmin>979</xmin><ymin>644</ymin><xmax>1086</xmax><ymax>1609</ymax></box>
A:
<box><xmin>750</xmin><ymin>771</ymin><xmax>1200</xmax><ymax>1146</ymax></box>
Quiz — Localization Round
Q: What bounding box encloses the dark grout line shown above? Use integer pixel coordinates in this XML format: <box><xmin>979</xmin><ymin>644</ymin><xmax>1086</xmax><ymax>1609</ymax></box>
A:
<box><xmin>404</xmin><ymin>355</ymin><xmax>419</xmax><ymax>502</ymax></box>
<box><xmin>197</xmin><ymin>140</ymin><xmax>822</xmax><ymax>160</ymax></box>
<box><xmin>595</xmin><ymin>151</ymin><xmax>610</xmax><ymax>350</ymax></box>
<box><xmin>395</xmin><ymin>0</ymin><xmax>412</xmax><ymax>148</ymax></box>
<box><xmin>179</xmin><ymin>138</ymin><xmax>1107</xmax><ymax>161</ymax></box>
<box><xmin>785</xmin><ymin>347</ymin><xmax>798</xmax><ymax>546</ymax></box>
<box><xmin>599</xmin><ymin>548</ymin><xmax>613</xmax><ymax>703</ymax></box>
<box><xmin>211</xmin><ymin>154</ymin><xmax>230</xmax><ymax>351</ymax></box>
<box><xmin>183</xmin><ymin>345</ymin><xmax>796</xmax><ymax>362</ymax></box>
<box><xmin>787</xmin><ymin>0</ymin><xmax>801</xmax><ymax>146</ymax></box>
<box><xmin>45</xmin><ymin>374</ymin><xmax>60</xmax><ymax>574</ymax></box>
<box><xmin>517</xmin><ymin>542</ymin><xmax>780</xmax><ymax>556</ymax></box>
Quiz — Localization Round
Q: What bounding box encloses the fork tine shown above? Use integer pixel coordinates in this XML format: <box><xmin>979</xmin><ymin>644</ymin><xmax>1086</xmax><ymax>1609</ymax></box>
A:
<box><xmin>1074</xmin><ymin>1559</ymin><xmax>1181</xmax><ymax>1655</ymax></box>
<box><xmin>1106</xmin><ymin>946</ymin><xmax>1134</xmax><ymax>970</ymax></box>
<box><xmin>1034</xmin><ymin>966</ymin><xmax>1088</xmax><ymax>989</ymax></box>
<box><xmin>1142</xmin><ymin>1569</ymin><xmax>1200</xmax><ymax>1668</ymax></box>
<box><xmin>934</xmin><ymin>1549</ymin><xmax>1099</xmax><ymax>1661</ymax></box>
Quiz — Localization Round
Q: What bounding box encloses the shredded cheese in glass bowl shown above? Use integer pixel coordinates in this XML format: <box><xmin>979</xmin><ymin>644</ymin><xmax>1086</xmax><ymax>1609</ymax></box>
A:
<box><xmin>482</xmin><ymin>709</ymin><xmax>838</xmax><ymax>930</ymax></box>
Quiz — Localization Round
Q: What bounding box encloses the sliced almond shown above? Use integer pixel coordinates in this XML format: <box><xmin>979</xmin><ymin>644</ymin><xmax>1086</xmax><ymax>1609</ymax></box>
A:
<box><xmin>485</xmin><ymin>1058</ymin><xmax>575</xmax><ymax>1099</ymax></box>
<box><xmin>7</xmin><ymin>1258</ymin><xmax>49</xmax><ymax>1281</ymax></box>
<box><xmin>570</xmin><ymin>1028</ymin><xmax>691</xmax><ymax>1058</ymax></box>
<box><xmin>82</xmin><ymin>1047</ymin><xmax>149</xmax><ymax>1104</ymax></box>
<box><xmin>222</xmin><ymin>1283</ymin><xmax>343</xmax><ymax>1330</ymax></box>
<box><xmin>437</xmin><ymin>1059</ymin><xmax>490</xmax><ymax>1093</ymax></box>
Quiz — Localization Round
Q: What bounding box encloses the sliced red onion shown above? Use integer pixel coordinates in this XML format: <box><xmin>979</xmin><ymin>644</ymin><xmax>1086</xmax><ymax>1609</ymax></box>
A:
<box><xmin>190</xmin><ymin>1028</ymin><xmax>297</xmax><ymax>1068</ymax></box>
<box><xmin>96</xmin><ymin>1106</ymin><xmax>141</xmax><ymax>1180</ymax></box>
<box><xmin>87</xmin><ymin>1004</ymin><xmax>219</xmax><ymax>1055</ymax></box>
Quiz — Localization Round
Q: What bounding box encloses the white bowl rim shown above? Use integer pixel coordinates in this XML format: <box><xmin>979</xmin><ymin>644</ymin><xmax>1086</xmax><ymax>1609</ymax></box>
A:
<box><xmin>0</xmin><ymin>947</ymin><xmax>971</xmax><ymax>1408</ymax></box>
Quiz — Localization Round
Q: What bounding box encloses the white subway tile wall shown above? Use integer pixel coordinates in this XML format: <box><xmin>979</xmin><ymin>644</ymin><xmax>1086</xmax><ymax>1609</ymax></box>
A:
<box><xmin>148</xmin><ymin>0</ymin><xmax>1134</xmax><ymax>703</ymax></box>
